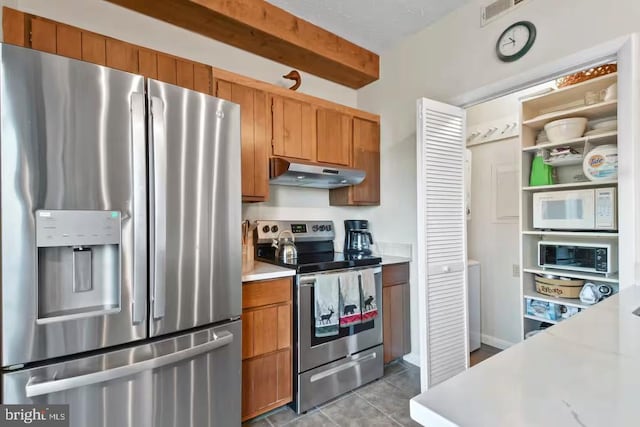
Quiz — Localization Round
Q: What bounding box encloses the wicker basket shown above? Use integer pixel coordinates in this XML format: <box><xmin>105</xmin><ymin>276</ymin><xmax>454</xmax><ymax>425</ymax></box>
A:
<box><xmin>556</xmin><ymin>64</ymin><xmax>617</xmax><ymax>88</ymax></box>
<box><xmin>535</xmin><ymin>276</ymin><xmax>584</xmax><ymax>299</ymax></box>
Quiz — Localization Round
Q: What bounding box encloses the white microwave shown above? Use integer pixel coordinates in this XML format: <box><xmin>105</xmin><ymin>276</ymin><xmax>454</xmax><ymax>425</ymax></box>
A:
<box><xmin>533</xmin><ymin>188</ymin><xmax>617</xmax><ymax>230</ymax></box>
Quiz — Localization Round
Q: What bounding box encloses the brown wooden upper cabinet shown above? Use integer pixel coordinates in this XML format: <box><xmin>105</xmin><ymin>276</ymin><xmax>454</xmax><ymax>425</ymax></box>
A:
<box><xmin>329</xmin><ymin>117</ymin><xmax>380</xmax><ymax>206</ymax></box>
<box><xmin>217</xmin><ymin>80</ymin><xmax>270</xmax><ymax>202</ymax></box>
<box><xmin>5</xmin><ymin>11</ymin><xmax>212</xmax><ymax>95</ymax></box>
<box><xmin>271</xmin><ymin>95</ymin><xmax>315</xmax><ymax>161</ymax></box>
<box><xmin>316</xmin><ymin>108</ymin><xmax>352</xmax><ymax>166</ymax></box>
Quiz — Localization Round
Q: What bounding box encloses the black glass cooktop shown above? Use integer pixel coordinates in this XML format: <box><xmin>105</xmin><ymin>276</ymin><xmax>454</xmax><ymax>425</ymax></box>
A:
<box><xmin>256</xmin><ymin>251</ymin><xmax>381</xmax><ymax>274</ymax></box>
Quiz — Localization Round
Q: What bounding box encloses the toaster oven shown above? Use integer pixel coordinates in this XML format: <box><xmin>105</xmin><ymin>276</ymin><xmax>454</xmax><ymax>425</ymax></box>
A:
<box><xmin>538</xmin><ymin>241</ymin><xmax>618</xmax><ymax>276</ymax></box>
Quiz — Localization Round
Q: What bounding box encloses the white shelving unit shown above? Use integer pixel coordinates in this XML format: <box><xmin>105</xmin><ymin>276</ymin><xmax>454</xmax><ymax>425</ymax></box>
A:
<box><xmin>522</xmin><ymin>180</ymin><xmax>617</xmax><ymax>191</ymax></box>
<box><xmin>519</xmin><ymin>72</ymin><xmax>619</xmax><ymax>339</ymax></box>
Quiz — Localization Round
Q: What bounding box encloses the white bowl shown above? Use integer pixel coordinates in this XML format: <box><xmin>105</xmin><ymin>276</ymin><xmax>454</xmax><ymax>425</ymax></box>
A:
<box><xmin>544</xmin><ymin>117</ymin><xmax>588</xmax><ymax>143</ymax></box>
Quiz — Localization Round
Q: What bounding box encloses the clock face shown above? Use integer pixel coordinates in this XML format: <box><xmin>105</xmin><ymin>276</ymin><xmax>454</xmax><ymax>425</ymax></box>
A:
<box><xmin>496</xmin><ymin>21</ymin><xmax>536</xmax><ymax>62</ymax></box>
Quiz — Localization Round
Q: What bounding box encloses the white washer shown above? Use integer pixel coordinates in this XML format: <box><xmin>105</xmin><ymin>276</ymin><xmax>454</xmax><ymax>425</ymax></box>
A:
<box><xmin>467</xmin><ymin>260</ymin><xmax>481</xmax><ymax>352</ymax></box>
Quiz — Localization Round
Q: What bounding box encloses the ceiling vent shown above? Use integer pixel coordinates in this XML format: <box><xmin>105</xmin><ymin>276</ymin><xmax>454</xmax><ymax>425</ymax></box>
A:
<box><xmin>481</xmin><ymin>0</ymin><xmax>527</xmax><ymax>26</ymax></box>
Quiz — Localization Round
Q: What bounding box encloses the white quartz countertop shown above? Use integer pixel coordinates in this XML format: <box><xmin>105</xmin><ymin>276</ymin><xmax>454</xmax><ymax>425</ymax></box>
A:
<box><xmin>410</xmin><ymin>286</ymin><xmax>640</xmax><ymax>427</ymax></box>
<box><xmin>242</xmin><ymin>261</ymin><xmax>296</xmax><ymax>283</ymax></box>
<box><xmin>379</xmin><ymin>255</ymin><xmax>411</xmax><ymax>266</ymax></box>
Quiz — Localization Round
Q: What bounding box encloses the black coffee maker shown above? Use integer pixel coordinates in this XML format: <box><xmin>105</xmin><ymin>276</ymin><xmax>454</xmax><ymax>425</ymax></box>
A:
<box><xmin>344</xmin><ymin>220</ymin><xmax>374</xmax><ymax>255</ymax></box>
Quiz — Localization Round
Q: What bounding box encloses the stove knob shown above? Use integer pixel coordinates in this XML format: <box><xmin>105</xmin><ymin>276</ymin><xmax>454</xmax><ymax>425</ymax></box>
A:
<box><xmin>312</xmin><ymin>225</ymin><xmax>319</xmax><ymax>232</ymax></box>
<box><xmin>326</xmin><ymin>224</ymin><xmax>332</xmax><ymax>232</ymax></box>
<box><xmin>271</xmin><ymin>225</ymin><xmax>279</xmax><ymax>233</ymax></box>
<box><xmin>262</xmin><ymin>225</ymin><xmax>270</xmax><ymax>233</ymax></box>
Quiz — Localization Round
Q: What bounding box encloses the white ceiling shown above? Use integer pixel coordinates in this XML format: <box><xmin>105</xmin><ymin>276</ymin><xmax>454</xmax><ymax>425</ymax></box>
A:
<box><xmin>266</xmin><ymin>0</ymin><xmax>471</xmax><ymax>54</ymax></box>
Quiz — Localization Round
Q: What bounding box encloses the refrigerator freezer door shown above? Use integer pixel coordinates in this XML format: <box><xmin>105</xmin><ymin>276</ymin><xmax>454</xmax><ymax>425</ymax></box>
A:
<box><xmin>147</xmin><ymin>79</ymin><xmax>241</xmax><ymax>337</ymax></box>
<box><xmin>3</xmin><ymin>321</ymin><xmax>241</xmax><ymax>427</ymax></box>
<box><xmin>0</xmin><ymin>44</ymin><xmax>147</xmax><ymax>367</ymax></box>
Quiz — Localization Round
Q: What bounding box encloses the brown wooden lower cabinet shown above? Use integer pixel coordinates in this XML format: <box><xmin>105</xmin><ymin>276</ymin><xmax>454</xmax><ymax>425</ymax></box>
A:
<box><xmin>242</xmin><ymin>349</ymin><xmax>292</xmax><ymax>419</ymax></box>
<box><xmin>382</xmin><ymin>262</ymin><xmax>411</xmax><ymax>364</ymax></box>
<box><xmin>242</xmin><ymin>277</ymin><xmax>293</xmax><ymax>421</ymax></box>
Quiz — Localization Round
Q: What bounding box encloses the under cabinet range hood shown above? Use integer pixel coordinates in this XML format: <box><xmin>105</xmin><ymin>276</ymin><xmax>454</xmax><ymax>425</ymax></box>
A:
<box><xmin>269</xmin><ymin>158</ymin><xmax>365</xmax><ymax>189</ymax></box>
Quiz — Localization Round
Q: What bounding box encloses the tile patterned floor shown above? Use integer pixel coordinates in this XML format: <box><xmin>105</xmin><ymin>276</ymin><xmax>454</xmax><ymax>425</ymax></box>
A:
<box><xmin>244</xmin><ymin>360</ymin><xmax>421</xmax><ymax>427</ymax></box>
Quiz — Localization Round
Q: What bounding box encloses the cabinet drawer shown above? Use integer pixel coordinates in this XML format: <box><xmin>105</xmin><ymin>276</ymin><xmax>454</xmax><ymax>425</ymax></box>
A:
<box><xmin>243</xmin><ymin>277</ymin><xmax>291</xmax><ymax>309</ymax></box>
<box><xmin>382</xmin><ymin>263</ymin><xmax>409</xmax><ymax>287</ymax></box>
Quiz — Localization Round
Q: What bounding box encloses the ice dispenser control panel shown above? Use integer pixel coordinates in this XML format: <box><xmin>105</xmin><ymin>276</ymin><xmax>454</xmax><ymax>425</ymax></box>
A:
<box><xmin>35</xmin><ymin>210</ymin><xmax>122</xmax><ymax>324</ymax></box>
<box><xmin>36</xmin><ymin>210</ymin><xmax>121</xmax><ymax>247</ymax></box>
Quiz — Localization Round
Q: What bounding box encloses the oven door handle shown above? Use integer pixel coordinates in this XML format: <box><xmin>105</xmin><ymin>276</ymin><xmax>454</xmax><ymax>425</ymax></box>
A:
<box><xmin>309</xmin><ymin>352</ymin><xmax>378</xmax><ymax>383</ymax></box>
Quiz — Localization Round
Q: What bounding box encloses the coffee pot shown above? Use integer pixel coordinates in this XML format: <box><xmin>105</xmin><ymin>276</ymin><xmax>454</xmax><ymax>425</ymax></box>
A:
<box><xmin>272</xmin><ymin>230</ymin><xmax>298</xmax><ymax>263</ymax></box>
<box><xmin>344</xmin><ymin>220</ymin><xmax>374</xmax><ymax>255</ymax></box>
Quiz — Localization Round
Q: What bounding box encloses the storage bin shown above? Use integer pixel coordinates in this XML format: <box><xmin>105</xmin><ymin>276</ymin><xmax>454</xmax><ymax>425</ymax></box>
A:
<box><xmin>526</xmin><ymin>298</ymin><xmax>560</xmax><ymax>321</ymax></box>
<box><xmin>535</xmin><ymin>276</ymin><xmax>584</xmax><ymax>299</ymax></box>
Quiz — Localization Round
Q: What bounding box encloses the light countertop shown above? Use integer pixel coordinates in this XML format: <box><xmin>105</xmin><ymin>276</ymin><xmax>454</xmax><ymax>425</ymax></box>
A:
<box><xmin>410</xmin><ymin>286</ymin><xmax>640</xmax><ymax>427</ymax></box>
<box><xmin>379</xmin><ymin>255</ymin><xmax>411</xmax><ymax>265</ymax></box>
<box><xmin>242</xmin><ymin>260</ymin><xmax>296</xmax><ymax>282</ymax></box>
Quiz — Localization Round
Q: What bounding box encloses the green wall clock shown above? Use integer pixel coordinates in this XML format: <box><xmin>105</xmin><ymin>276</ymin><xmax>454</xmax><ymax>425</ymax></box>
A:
<box><xmin>496</xmin><ymin>21</ymin><xmax>536</xmax><ymax>62</ymax></box>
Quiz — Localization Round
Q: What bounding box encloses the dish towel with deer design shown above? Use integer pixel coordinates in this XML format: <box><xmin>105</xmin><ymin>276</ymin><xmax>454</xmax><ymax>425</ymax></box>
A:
<box><xmin>314</xmin><ymin>274</ymin><xmax>339</xmax><ymax>337</ymax></box>
<box><xmin>360</xmin><ymin>269</ymin><xmax>378</xmax><ymax>322</ymax></box>
<box><xmin>339</xmin><ymin>271</ymin><xmax>362</xmax><ymax>327</ymax></box>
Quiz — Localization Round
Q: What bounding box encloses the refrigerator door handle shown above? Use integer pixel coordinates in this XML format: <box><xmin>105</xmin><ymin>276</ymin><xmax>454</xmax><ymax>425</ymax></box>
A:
<box><xmin>150</xmin><ymin>96</ymin><xmax>167</xmax><ymax>320</ymax></box>
<box><xmin>130</xmin><ymin>93</ymin><xmax>147</xmax><ymax>325</ymax></box>
<box><xmin>25</xmin><ymin>330</ymin><xmax>234</xmax><ymax>398</ymax></box>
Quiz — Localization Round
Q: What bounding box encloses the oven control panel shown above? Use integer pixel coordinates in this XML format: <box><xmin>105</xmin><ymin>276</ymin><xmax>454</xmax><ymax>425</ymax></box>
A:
<box><xmin>255</xmin><ymin>220</ymin><xmax>335</xmax><ymax>243</ymax></box>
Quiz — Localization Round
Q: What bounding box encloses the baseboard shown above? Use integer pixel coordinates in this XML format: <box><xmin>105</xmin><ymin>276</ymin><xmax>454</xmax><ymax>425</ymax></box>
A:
<box><xmin>402</xmin><ymin>352</ymin><xmax>420</xmax><ymax>367</ymax></box>
<box><xmin>481</xmin><ymin>334</ymin><xmax>516</xmax><ymax>350</ymax></box>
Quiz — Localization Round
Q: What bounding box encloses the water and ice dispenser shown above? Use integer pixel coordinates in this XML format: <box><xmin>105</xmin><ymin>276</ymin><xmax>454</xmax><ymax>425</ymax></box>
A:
<box><xmin>35</xmin><ymin>210</ymin><xmax>122</xmax><ymax>324</ymax></box>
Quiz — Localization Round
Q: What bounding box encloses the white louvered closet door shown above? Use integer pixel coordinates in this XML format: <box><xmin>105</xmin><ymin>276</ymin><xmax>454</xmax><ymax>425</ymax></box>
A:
<box><xmin>416</xmin><ymin>98</ymin><xmax>469</xmax><ymax>391</ymax></box>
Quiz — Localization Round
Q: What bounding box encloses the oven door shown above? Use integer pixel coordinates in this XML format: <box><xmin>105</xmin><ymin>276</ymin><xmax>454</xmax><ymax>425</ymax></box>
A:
<box><xmin>296</xmin><ymin>266</ymin><xmax>382</xmax><ymax>373</ymax></box>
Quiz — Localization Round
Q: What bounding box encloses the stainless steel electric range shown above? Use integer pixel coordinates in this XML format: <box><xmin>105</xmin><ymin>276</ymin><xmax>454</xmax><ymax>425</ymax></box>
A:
<box><xmin>255</xmin><ymin>220</ymin><xmax>384</xmax><ymax>414</ymax></box>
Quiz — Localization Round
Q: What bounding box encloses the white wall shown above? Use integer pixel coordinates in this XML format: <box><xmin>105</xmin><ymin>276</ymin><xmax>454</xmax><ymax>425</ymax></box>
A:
<box><xmin>466</xmin><ymin>97</ymin><xmax>521</xmax><ymax>349</ymax></box>
<box><xmin>357</xmin><ymin>0</ymin><xmax>640</xmax><ymax>362</ymax></box>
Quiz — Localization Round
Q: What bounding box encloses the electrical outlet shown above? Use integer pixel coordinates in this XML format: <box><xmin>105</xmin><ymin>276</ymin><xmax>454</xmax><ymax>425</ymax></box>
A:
<box><xmin>512</xmin><ymin>264</ymin><xmax>520</xmax><ymax>277</ymax></box>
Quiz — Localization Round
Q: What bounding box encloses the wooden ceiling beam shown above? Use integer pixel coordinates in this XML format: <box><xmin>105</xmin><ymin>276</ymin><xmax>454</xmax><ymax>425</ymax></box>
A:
<box><xmin>105</xmin><ymin>0</ymin><xmax>379</xmax><ymax>89</ymax></box>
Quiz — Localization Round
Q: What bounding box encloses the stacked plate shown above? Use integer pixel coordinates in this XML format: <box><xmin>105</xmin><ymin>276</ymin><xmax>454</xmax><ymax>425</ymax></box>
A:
<box><xmin>585</xmin><ymin>116</ymin><xmax>617</xmax><ymax>136</ymax></box>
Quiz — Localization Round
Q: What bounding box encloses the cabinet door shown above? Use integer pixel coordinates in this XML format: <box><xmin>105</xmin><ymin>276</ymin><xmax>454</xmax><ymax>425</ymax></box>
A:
<box><xmin>56</xmin><ymin>25</ymin><xmax>81</xmax><ymax>60</ymax></box>
<box><xmin>105</xmin><ymin>39</ymin><xmax>138</xmax><ymax>74</ymax></box>
<box><xmin>316</xmin><ymin>108</ymin><xmax>351</xmax><ymax>166</ymax></box>
<box><xmin>157</xmin><ymin>53</ymin><xmax>177</xmax><ymax>85</ymax></box>
<box><xmin>217</xmin><ymin>81</ymin><xmax>269</xmax><ymax>202</ymax></box>
<box><xmin>243</xmin><ymin>302</ymin><xmax>291</xmax><ymax>358</ymax></box>
<box><xmin>138</xmin><ymin>48</ymin><xmax>158</xmax><ymax>79</ymax></box>
<box><xmin>81</xmin><ymin>32</ymin><xmax>106</xmax><ymax>65</ymax></box>
<box><xmin>242</xmin><ymin>349</ymin><xmax>292</xmax><ymax>420</ymax></box>
<box><xmin>352</xmin><ymin>117</ymin><xmax>380</xmax><ymax>204</ymax></box>
<box><xmin>30</xmin><ymin>18</ymin><xmax>56</xmax><ymax>54</ymax></box>
<box><xmin>3</xmin><ymin>8</ymin><xmax>29</xmax><ymax>47</ymax></box>
<box><xmin>383</xmin><ymin>284</ymin><xmax>406</xmax><ymax>364</ymax></box>
<box><xmin>271</xmin><ymin>95</ymin><xmax>314</xmax><ymax>161</ymax></box>
<box><xmin>193</xmin><ymin>64</ymin><xmax>212</xmax><ymax>95</ymax></box>
<box><xmin>176</xmin><ymin>60</ymin><xmax>194</xmax><ymax>90</ymax></box>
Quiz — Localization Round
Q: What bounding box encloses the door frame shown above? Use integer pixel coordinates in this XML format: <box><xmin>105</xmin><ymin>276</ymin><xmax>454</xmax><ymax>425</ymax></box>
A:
<box><xmin>417</xmin><ymin>33</ymin><xmax>640</xmax><ymax>392</ymax></box>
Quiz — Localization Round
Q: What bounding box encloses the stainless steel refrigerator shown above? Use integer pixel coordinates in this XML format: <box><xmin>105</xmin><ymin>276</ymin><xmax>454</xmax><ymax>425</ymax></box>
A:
<box><xmin>0</xmin><ymin>44</ymin><xmax>242</xmax><ymax>427</ymax></box>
